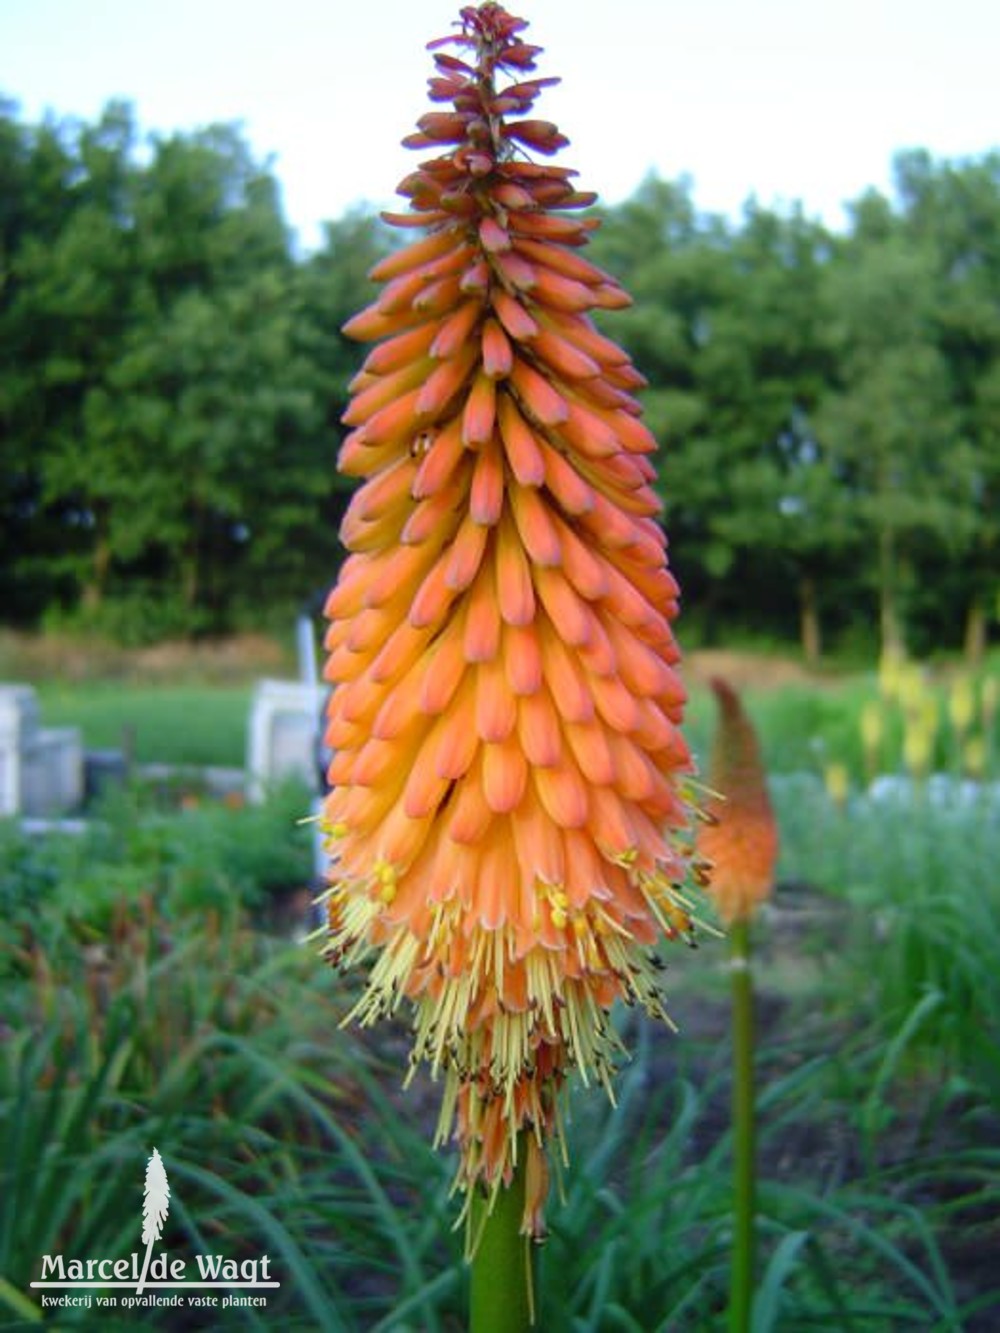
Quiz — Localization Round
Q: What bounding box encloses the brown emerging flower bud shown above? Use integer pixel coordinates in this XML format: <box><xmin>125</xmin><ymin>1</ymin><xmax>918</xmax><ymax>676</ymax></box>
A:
<box><xmin>697</xmin><ymin>678</ymin><xmax>779</xmax><ymax>924</ymax></box>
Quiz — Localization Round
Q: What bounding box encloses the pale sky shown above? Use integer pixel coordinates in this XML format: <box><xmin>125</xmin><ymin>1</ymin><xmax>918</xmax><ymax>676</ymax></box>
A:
<box><xmin>2</xmin><ymin>0</ymin><xmax>998</xmax><ymax>251</ymax></box>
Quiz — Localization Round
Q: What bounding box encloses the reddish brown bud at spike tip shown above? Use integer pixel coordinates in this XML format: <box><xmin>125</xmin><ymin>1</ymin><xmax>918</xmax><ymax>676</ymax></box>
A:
<box><xmin>493</xmin><ymin>290</ymin><xmax>539</xmax><ymax>340</ymax></box>
<box><xmin>503</xmin><ymin>119</ymin><xmax>570</xmax><ymax>154</ymax></box>
<box><xmin>432</xmin><ymin>52</ymin><xmax>474</xmax><ymax>73</ymax></box>
<box><xmin>509</xmin><ymin>211</ymin><xmax>595</xmax><ymax>243</ymax></box>
<box><xmin>501</xmin><ymin>41</ymin><xmax>542</xmax><ymax>68</ymax></box>
<box><xmin>379</xmin><ymin>209</ymin><xmax>450</xmax><ymax>228</ymax></box>
<box><xmin>492</xmin><ymin>182</ymin><xmax>534</xmax><ymax>209</ymax></box>
<box><xmin>493</xmin><ymin>249</ymin><xmax>537</xmax><ymax>291</ymax></box>
<box><xmin>697</xmin><ymin>679</ymin><xmax>778</xmax><ymax>925</ymax></box>
<box><xmin>322</xmin><ymin>2</ymin><xmax>696</xmax><ymax>1241</ymax></box>
<box><xmin>479</xmin><ymin>216</ymin><xmax>512</xmax><ymax>253</ymax></box>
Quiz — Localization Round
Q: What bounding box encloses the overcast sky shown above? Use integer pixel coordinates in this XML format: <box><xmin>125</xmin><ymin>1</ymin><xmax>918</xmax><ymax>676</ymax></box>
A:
<box><xmin>3</xmin><ymin>0</ymin><xmax>998</xmax><ymax>251</ymax></box>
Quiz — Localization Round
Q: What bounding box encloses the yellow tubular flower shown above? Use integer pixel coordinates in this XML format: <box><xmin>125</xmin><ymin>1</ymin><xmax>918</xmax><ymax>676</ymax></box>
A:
<box><xmin>321</xmin><ymin>2</ymin><xmax>695</xmax><ymax>1236</ymax></box>
<box><xmin>697</xmin><ymin>679</ymin><xmax>778</xmax><ymax>925</ymax></box>
<box><xmin>948</xmin><ymin>676</ymin><xmax>975</xmax><ymax>738</ymax></box>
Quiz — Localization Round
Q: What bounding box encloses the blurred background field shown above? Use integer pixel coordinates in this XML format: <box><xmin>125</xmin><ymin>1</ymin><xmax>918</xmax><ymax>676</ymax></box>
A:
<box><xmin>2</xmin><ymin>636</ymin><xmax>999</xmax><ymax>1329</ymax></box>
<box><xmin>4</xmin><ymin>629</ymin><xmax>996</xmax><ymax>786</ymax></box>
<box><xmin>0</xmin><ymin>631</ymin><xmax>288</xmax><ymax>767</ymax></box>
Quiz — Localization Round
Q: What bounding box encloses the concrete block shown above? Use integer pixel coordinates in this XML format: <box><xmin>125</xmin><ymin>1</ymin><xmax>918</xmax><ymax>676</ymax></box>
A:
<box><xmin>246</xmin><ymin>679</ymin><xmax>325</xmax><ymax>803</ymax></box>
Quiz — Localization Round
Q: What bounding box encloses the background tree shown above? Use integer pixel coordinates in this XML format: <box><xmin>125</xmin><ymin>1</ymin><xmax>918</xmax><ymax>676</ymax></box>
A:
<box><xmin>1</xmin><ymin>103</ymin><xmax>139</xmax><ymax>617</ymax></box>
<box><xmin>894</xmin><ymin>150</ymin><xmax>1000</xmax><ymax>662</ymax></box>
<box><xmin>1</xmin><ymin>94</ymin><xmax>997</xmax><ymax>657</ymax></box>
<box><xmin>294</xmin><ymin>210</ymin><xmax>394</xmax><ymax>555</ymax></box>
<box><xmin>696</xmin><ymin>204</ymin><xmax>847</xmax><ymax>664</ymax></box>
<box><xmin>816</xmin><ymin>196</ymin><xmax>976</xmax><ymax>658</ymax></box>
<box><xmin>589</xmin><ymin>178</ymin><xmax>736</xmax><ymax>638</ymax></box>
<box><xmin>92</xmin><ymin>269</ymin><xmax>330</xmax><ymax>633</ymax></box>
<box><xmin>592</xmin><ymin>185</ymin><xmax>849</xmax><ymax>661</ymax></box>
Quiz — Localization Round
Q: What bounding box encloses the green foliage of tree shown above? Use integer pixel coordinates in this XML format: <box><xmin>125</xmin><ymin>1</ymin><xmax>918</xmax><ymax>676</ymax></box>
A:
<box><xmin>89</xmin><ymin>270</ymin><xmax>331</xmax><ymax>631</ymax></box>
<box><xmin>591</xmin><ymin>162</ymin><xmax>999</xmax><ymax>661</ymax></box>
<box><xmin>0</xmin><ymin>97</ymin><xmax>998</xmax><ymax>659</ymax></box>
<box><xmin>0</xmin><ymin>100</ymin><xmax>370</xmax><ymax>639</ymax></box>
<box><xmin>816</xmin><ymin>188</ymin><xmax>981</xmax><ymax>657</ymax></box>
<box><xmin>592</xmin><ymin>182</ymin><xmax>851</xmax><ymax>659</ymax></box>
<box><xmin>893</xmin><ymin>150</ymin><xmax>1000</xmax><ymax>660</ymax></box>
<box><xmin>295</xmin><ymin>209</ymin><xmax>394</xmax><ymax>525</ymax></box>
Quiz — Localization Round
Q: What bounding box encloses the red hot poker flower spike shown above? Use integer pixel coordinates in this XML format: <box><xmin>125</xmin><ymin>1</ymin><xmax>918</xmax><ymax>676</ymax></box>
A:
<box><xmin>321</xmin><ymin>3</ymin><xmax>697</xmax><ymax>1237</ymax></box>
<box><xmin>697</xmin><ymin>678</ymin><xmax>779</xmax><ymax>925</ymax></box>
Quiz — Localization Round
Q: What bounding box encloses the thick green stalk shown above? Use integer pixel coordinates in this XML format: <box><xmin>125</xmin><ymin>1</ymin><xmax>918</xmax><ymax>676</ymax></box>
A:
<box><xmin>470</xmin><ymin>1151</ymin><xmax>533</xmax><ymax>1333</ymax></box>
<box><xmin>729</xmin><ymin>917</ymin><xmax>756</xmax><ymax>1333</ymax></box>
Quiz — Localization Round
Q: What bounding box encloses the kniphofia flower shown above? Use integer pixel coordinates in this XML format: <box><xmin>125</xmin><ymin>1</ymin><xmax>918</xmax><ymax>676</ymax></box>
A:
<box><xmin>697</xmin><ymin>679</ymin><xmax>778</xmax><ymax>925</ymax></box>
<box><xmin>698</xmin><ymin>681</ymin><xmax>777</xmax><ymax>1333</ymax></box>
<box><xmin>321</xmin><ymin>2</ymin><xmax>696</xmax><ymax>1236</ymax></box>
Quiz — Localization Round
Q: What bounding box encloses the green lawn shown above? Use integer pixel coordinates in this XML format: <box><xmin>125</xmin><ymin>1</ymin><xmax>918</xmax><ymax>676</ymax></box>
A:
<box><xmin>30</xmin><ymin>658</ymin><xmax>1000</xmax><ymax>783</ymax></box>
<box><xmin>35</xmin><ymin>676</ymin><xmax>847</xmax><ymax>776</ymax></box>
<box><xmin>36</xmin><ymin>682</ymin><xmax>253</xmax><ymax>768</ymax></box>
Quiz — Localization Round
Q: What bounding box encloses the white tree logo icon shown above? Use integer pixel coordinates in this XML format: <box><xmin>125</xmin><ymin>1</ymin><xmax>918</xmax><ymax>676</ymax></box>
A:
<box><xmin>136</xmin><ymin>1148</ymin><xmax>170</xmax><ymax>1295</ymax></box>
<box><xmin>30</xmin><ymin>1145</ymin><xmax>280</xmax><ymax>1301</ymax></box>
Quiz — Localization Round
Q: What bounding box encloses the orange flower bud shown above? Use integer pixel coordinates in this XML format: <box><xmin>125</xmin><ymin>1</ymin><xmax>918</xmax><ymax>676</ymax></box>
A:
<box><xmin>698</xmin><ymin>678</ymin><xmax>778</xmax><ymax>925</ymax></box>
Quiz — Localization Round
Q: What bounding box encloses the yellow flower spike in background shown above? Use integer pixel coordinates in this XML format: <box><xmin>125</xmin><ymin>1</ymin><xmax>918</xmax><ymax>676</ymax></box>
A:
<box><xmin>824</xmin><ymin>761</ymin><xmax>850</xmax><ymax>812</ymax></box>
<box><xmin>983</xmin><ymin>676</ymin><xmax>999</xmax><ymax>733</ymax></box>
<box><xmin>860</xmin><ymin>699</ymin><xmax>884</xmax><ymax>781</ymax></box>
<box><xmin>963</xmin><ymin>735</ymin><xmax>987</xmax><ymax>780</ymax></box>
<box><xmin>897</xmin><ymin>661</ymin><xmax>927</xmax><ymax>716</ymax></box>
<box><xmin>320</xmin><ymin>1</ymin><xmax>696</xmax><ymax>1249</ymax></box>
<box><xmin>878</xmin><ymin>649</ymin><xmax>906</xmax><ymax>704</ymax></box>
<box><xmin>948</xmin><ymin>676</ymin><xmax>975</xmax><ymax>740</ymax></box>
<box><xmin>903</xmin><ymin>717</ymin><xmax>934</xmax><ymax>780</ymax></box>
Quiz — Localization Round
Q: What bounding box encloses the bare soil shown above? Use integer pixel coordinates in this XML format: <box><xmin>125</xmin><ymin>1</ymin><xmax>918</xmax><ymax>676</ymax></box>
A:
<box><xmin>0</xmin><ymin>631</ymin><xmax>294</xmax><ymax>683</ymax></box>
<box><xmin>3</xmin><ymin>631</ymin><xmax>829</xmax><ymax>692</ymax></box>
<box><xmin>684</xmin><ymin>648</ymin><xmax>830</xmax><ymax>692</ymax></box>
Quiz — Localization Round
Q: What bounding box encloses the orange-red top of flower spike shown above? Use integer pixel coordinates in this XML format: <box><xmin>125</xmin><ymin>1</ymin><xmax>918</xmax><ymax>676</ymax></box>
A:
<box><xmin>697</xmin><ymin>678</ymin><xmax>778</xmax><ymax>924</ymax></box>
<box><xmin>321</xmin><ymin>2</ymin><xmax>697</xmax><ymax>1234</ymax></box>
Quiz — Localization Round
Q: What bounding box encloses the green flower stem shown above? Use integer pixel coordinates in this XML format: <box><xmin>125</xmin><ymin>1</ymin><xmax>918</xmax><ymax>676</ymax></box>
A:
<box><xmin>729</xmin><ymin>916</ymin><xmax>756</xmax><ymax>1333</ymax></box>
<box><xmin>470</xmin><ymin>1150</ymin><xmax>533</xmax><ymax>1333</ymax></box>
